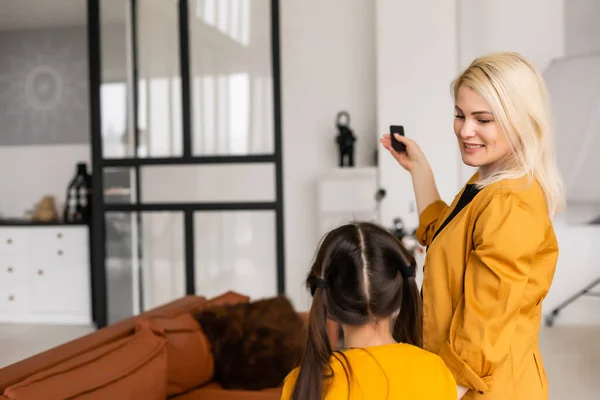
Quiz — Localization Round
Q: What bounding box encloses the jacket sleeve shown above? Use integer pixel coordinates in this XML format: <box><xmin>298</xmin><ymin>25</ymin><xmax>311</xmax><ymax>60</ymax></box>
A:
<box><xmin>438</xmin><ymin>193</ymin><xmax>546</xmax><ymax>393</ymax></box>
<box><xmin>415</xmin><ymin>200</ymin><xmax>449</xmax><ymax>247</ymax></box>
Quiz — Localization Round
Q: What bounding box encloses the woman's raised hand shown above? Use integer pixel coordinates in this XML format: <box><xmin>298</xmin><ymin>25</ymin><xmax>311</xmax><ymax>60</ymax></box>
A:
<box><xmin>379</xmin><ymin>133</ymin><xmax>428</xmax><ymax>174</ymax></box>
<box><xmin>379</xmin><ymin>132</ymin><xmax>441</xmax><ymax>216</ymax></box>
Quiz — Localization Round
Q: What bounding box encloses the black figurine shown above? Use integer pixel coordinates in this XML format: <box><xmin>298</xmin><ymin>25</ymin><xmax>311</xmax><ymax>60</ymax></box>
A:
<box><xmin>335</xmin><ymin>111</ymin><xmax>356</xmax><ymax>167</ymax></box>
<box><xmin>391</xmin><ymin>217</ymin><xmax>406</xmax><ymax>240</ymax></box>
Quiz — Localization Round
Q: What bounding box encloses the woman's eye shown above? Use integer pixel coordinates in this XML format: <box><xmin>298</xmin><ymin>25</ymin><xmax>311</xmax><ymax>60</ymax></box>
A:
<box><xmin>478</xmin><ymin>119</ymin><xmax>492</xmax><ymax>124</ymax></box>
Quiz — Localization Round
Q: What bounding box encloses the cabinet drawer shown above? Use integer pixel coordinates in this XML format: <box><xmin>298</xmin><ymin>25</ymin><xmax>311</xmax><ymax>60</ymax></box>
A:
<box><xmin>0</xmin><ymin>254</ymin><xmax>29</xmax><ymax>271</ymax></box>
<box><xmin>29</xmin><ymin>227</ymin><xmax>88</xmax><ymax>248</ymax></box>
<box><xmin>0</xmin><ymin>259</ymin><xmax>27</xmax><ymax>281</ymax></box>
<box><xmin>29</xmin><ymin>263</ymin><xmax>89</xmax><ymax>315</ymax></box>
<box><xmin>0</xmin><ymin>229</ymin><xmax>30</xmax><ymax>254</ymax></box>
<box><xmin>32</xmin><ymin>246</ymin><xmax>88</xmax><ymax>264</ymax></box>
<box><xmin>0</xmin><ymin>269</ymin><xmax>29</xmax><ymax>314</ymax></box>
<box><xmin>29</xmin><ymin>227</ymin><xmax>89</xmax><ymax>264</ymax></box>
<box><xmin>29</xmin><ymin>227</ymin><xmax>89</xmax><ymax>244</ymax></box>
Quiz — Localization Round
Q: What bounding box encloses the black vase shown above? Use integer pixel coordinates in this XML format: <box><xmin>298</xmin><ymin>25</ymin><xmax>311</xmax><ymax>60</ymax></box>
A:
<box><xmin>64</xmin><ymin>163</ymin><xmax>92</xmax><ymax>223</ymax></box>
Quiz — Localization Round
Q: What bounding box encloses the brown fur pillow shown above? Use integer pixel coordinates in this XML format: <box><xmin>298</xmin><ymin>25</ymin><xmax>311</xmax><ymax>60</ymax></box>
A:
<box><xmin>194</xmin><ymin>296</ymin><xmax>305</xmax><ymax>391</ymax></box>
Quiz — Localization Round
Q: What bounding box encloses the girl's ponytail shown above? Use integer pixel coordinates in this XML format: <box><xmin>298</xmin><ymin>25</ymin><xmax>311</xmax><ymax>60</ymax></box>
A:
<box><xmin>290</xmin><ymin>277</ymin><xmax>332</xmax><ymax>400</ymax></box>
<box><xmin>392</xmin><ymin>261</ymin><xmax>423</xmax><ymax>347</ymax></box>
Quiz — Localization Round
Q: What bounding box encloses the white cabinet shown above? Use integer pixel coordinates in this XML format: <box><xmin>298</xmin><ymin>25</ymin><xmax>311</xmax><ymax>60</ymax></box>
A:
<box><xmin>317</xmin><ymin>167</ymin><xmax>380</xmax><ymax>237</ymax></box>
<box><xmin>0</xmin><ymin>226</ymin><xmax>91</xmax><ymax>325</ymax></box>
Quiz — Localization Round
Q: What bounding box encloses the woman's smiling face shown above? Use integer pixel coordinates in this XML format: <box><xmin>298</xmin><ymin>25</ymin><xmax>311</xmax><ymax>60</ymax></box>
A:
<box><xmin>453</xmin><ymin>85</ymin><xmax>512</xmax><ymax>178</ymax></box>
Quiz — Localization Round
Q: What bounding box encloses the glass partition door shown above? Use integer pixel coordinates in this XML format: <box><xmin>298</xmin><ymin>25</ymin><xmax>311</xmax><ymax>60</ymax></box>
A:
<box><xmin>87</xmin><ymin>0</ymin><xmax>283</xmax><ymax>327</ymax></box>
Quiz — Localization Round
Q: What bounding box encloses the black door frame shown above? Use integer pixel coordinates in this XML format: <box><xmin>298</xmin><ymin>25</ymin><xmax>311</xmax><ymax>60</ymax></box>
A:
<box><xmin>87</xmin><ymin>0</ymin><xmax>285</xmax><ymax>328</ymax></box>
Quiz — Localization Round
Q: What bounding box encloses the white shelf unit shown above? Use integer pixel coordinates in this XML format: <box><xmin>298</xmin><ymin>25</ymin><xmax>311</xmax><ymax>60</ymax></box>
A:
<box><xmin>317</xmin><ymin>167</ymin><xmax>380</xmax><ymax>237</ymax></box>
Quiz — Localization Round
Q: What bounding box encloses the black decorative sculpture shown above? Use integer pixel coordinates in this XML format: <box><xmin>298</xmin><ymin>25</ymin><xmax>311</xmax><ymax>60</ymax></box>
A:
<box><xmin>391</xmin><ymin>217</ymin><xmax>407</xmax><ymax>240</ymax></box>
<box><xmin>335</xmin><ymin>111</ymin><xmax>356</xmax><ymax>167</ymax></box>
<box><xmin>63</xmin><ymin>163</ymin><xmax>92</xmax><ymax>223</ymax></box>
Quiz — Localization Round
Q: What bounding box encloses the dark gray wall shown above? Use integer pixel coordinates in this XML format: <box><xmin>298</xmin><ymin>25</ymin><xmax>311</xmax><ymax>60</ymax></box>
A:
<box><xmin>0</xmin><ymin>26</ymin><xmax>90</xmax><ymax>145</ymax></box>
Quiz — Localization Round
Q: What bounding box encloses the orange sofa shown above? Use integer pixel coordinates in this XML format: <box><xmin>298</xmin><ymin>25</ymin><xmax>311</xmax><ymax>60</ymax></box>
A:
<box><xmin>0</xmin><ymin>292</ymin><xmax>339</xmax><ymax>400</ymax></box>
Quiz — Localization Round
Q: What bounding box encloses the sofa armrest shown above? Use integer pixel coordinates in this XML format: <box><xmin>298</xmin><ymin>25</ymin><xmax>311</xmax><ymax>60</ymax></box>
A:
<box><xmin>0</xmin><ymin>295</ymin><xmax>207</xmax><ymax>392</ymax></box>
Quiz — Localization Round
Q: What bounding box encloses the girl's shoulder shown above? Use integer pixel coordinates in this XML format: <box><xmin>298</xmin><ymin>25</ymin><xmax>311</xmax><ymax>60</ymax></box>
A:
<box><xmin>335</xmin><ymin>344</ymin><xmax>457</xmax><ymax>398</ymax></box>
<box><xmin>283</xmin><ymin>344</ymin><xmax>457</xmax><ymax>400</ymax></box>
<box><xmin>333</xmin><ymin>343</ymin><xmax>450</xmax><ymax>376</ymax></box>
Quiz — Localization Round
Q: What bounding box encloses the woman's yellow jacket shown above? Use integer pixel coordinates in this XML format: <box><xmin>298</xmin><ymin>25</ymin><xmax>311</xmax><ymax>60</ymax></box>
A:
<box><xmin>417</xmin><ymin>173</ymin><xmax>557</xmax><ymax>399</ymax></box>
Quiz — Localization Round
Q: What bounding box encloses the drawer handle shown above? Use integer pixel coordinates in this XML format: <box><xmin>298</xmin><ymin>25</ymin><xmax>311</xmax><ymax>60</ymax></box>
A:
<box><xmin>58</xmin><ymin>250</ymin><xmax>63</xmax><ymax>256</ymax></box>
<box><xmin>57</xmin><ymin>233</ymin><xmax>63</xmax><ymax>239</ymax></box>
<box><xmin>38</xmin><ymin>269</ymin><xmax>44</xmax><ymax>276</ymax></box>
<box><xmin>6</xmin><ymin>239</ymin><xmax>12</xmax><ymax>245</ymax></box>
<box><xmin>7</xmin><ymin>266</ymin><xmax>13</xmax><ymax>273</ymax></box>
<box><xmin>8</xmin><ymin>295</ymin><xmax>14</xmax><ymax>302</ymax></box>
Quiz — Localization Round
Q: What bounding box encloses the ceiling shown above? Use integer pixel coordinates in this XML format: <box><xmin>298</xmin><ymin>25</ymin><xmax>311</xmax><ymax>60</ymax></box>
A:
<box><xmin>0</xmin><ymin>0</ymin><xmax>125</xmax><ymax>31</ymax></box>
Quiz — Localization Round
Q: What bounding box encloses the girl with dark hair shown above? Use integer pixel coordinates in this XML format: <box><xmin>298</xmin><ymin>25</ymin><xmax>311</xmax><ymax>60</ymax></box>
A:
<box><xmin>281</xmin><ymin>222</ymin><xmax>458</xmax><ymax>400</ymax></box>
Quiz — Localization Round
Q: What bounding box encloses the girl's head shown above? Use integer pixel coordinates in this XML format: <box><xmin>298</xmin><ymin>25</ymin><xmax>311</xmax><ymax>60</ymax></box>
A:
<box><xmin>451</xmin><ymin>51</ymin><xmax>565</xmax><ymax>216</ymax></box>
<box><xmin>290</xmin><ymin>222</ymin><xmax>422</xmax><ymax>400</ymax></box>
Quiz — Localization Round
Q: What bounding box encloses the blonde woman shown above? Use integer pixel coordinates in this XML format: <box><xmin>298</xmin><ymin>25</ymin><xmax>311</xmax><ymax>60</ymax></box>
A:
<box><xmin>381</xmin><ymin>52</ymin><xmax>564</xmax><ymax>400</ymax></box>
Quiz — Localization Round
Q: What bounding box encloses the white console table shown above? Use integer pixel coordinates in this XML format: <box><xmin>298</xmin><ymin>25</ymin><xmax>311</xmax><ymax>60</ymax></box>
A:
<box><xmin>0</xmin><ymin>224</ymin><xmax>91</xmax><ymax>325</ymax></box>
<box><xmin>317</xmin><ymin>167</ymin><xmax>380</xmax><ymax>237</ymax></box>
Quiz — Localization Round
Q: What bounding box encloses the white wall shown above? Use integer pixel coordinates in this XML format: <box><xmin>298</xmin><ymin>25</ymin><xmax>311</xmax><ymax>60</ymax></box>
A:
<box><xmin>281</xmin><ymin>0</ymin><xmax>377</xmax><ymax>310</ymax></box>
<box><xmin>459</xmin><ymin>0</ymin><xmax>565</xmax><ymax>70</ymax></box>
<box><xmin>376</xmin><ymin>0</ymin><xmax>460</xmax><ymax>230</ymax></box>
<box><xmin>545</xmin><ymin>216</ymin><xmax>600</xmax><ymax>325</ymax></box>
<box><xmin>565</xmin><ymin>0</ymin><xmax>600</xmax><ymax>57</ymax></box>
<box><xmin>457</xmin><ymin>0</ymin><xmax>565</xmax><ymax>184</ymax></box>
<box><xmin>0</xmin><ymin>145</ymin><xmax>90</xmax><ymax>219</ymax></box>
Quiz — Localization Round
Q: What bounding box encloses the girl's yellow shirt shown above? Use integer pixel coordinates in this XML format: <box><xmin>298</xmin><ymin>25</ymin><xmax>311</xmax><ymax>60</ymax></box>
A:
<box><xmin>281</xmin><ymin>343</ymin><xmax>457</xmax><ymax>399</ymax></box>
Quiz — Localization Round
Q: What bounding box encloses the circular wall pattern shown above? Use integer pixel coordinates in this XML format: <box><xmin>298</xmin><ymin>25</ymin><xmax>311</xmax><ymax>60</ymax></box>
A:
<box><xmin>0</xmin><ymin>28</ymin><xmax>89</xmax><ymax>145</ymax></box>
<box><xmin>24</xmin><ymin>65</ymin><xmax>64</xmax><ymax>111</ymax></box>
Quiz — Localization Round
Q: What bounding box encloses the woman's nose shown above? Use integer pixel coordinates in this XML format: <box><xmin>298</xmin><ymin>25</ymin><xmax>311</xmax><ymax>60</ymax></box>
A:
<box><xmin>459</xmin><ymin>121</ymin><xmax>476</xmax><ymax>139</ymax></box>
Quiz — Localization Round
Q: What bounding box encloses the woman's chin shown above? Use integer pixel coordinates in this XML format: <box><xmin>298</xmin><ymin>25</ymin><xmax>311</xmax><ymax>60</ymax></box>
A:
<box><xmin>461</xmin><ymin>156</ymin><xmax>482</xmax><ymax>168</ymax></box>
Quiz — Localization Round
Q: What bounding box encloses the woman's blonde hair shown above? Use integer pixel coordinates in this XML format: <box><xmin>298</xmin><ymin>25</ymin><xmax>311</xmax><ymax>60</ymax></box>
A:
<box><xmin>451</xmin><ymin>52</ymin><xmax>565</xmax><ymax>217</ymax></box>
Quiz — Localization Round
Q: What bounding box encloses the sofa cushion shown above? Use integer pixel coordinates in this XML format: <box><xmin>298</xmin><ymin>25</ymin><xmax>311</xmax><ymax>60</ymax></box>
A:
<box><xmin>3</xmin><ymin>321</ymin><xmax>167</xmax><ymax>400</ymax></box>
<box><xmin>145</xmin><ymin>313</ymin><xmax>214</xmax><ymax>397</ymax></box>
<box><xmin>202</xmin><ymin>291</ymin><xmax>250</xmax><ymax>308</ymax></box>
<box><xmin>194</xmin><ymin>296</ymin><xmax>304</xmax><ymax>391</ymax></box>
<box><xmin>173</xmin><ymin>382</ymin><xmax>282</xmax><ymax>400</ymax></box>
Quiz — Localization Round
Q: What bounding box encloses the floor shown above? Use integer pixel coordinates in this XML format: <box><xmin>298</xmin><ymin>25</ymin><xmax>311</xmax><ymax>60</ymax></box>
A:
<box><xmin>0</xmin><ymin>323</ymin><xmax>95</xmax><ymax>368</ymax></box>
<box><xmin>0</xmin><ymin>323</ymin><xmax>598</xmax><ymax>398</ymax></box>
<box><xmin>539</xmin><ymin>325</ymin><xmax>600</xmax><ymax>399</ymax></box>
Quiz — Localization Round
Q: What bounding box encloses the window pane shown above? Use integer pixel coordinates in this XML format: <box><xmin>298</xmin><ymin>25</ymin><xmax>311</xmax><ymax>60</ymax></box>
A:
<box><xmin>103</xmin><ymin>167</ymin><xmax>136</xmax><ymax>204</ymax></box>
<box><xmin>194</xmin><ymin>211</ymin><xmax>276</xmax><ymax>299</ymax></box>
<box><xmin>140</xmin><ymin>163</ymin><xmax>275</xmax><ymax>203</ymax></box>
<box><xmin>101</xmin><ymin>0</ymin><xmax>134</xmax><ymax>158</ymax></box>
<box><xmin>141</xmin><ymin>212</ymin><xmax>185</xmax><ymax>309</ymax></box>
<box><xmin>190</xmin><ymin>0</ymin><xmax>274</xmax><ymax>155</ymax></box>
<box><xmin>106</xmin><ymin>211</ymin><xmax>185</xmax><ymax>322</ymax></box>
<box><xmin>137</xmin><ymin>0</ymin><xmax>183</xmax><ymax>157</ymax></box>
<box><xmin>105</xmin><ymin>212</ymin><xmax>138</xmax><ymax>324</ymax></box>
